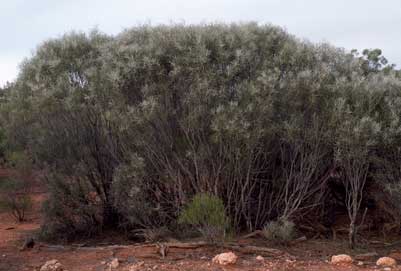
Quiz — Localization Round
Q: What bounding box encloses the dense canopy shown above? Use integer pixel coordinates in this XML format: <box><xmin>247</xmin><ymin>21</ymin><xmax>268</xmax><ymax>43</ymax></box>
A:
<box><xmin>1</xmin><ymin>23</ymin><xmax>401</xmax><ymax>247</ymax></box>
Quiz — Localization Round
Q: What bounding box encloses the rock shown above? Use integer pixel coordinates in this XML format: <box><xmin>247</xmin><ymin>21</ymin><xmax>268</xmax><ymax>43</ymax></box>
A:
<box><xmin>40</xmin><ymin>259</ymin><xmax>64</xmax><ymax>271</ymax></box>
<box><xmin>256</xmin><ymin>255</ymin><xmax>264</xmax><ymax>261</ymax></box>
<box><xmin>357</xmin><ymin>261</ymin><xmax>364</xmax><ymax>266</ymax></box>
<box><xmin>376</xmin><ymin>257</ymin><xmax>397</xmax><ymax>267</ymax></box>
<box><xmin>331</xmin><ymin>254</ymin><xmax>353</xmax><ymax>264</ymax></box>
<box><xmin>384</xmin><ymin>268</ymin><xmax>392</xmax><ymax>271</ymax></box>
<box><xmin>212</xmin><ymin>252</ymin><xmax>238</xmax><ymax>265</ymax></box>
<box><xmin>109</xmin><ymin>258</ymin><xmax>119</xmax><ymax>269</ymax></box>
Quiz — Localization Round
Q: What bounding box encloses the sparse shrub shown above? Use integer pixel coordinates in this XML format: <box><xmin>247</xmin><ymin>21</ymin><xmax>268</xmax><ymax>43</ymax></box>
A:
<box><xmin>0</xmin><ymin>151</ymin><xmax>33</xmax><ymax>222</ymax></box>
<box><xmin>39</xmin><ymin>171</ymin><xmax>104</xmax><ymax>241</ymax></box>
<box><xmin>263</xmin><ymin>218</ymin><xmax>296</xmax><ymax>244</ymax></box>
<box><xmin>178</xmin><ymin>193</ymin><xmax>230</xmax><ymax>242</ymax></box>
<box><xmin>0</xmin><ymin>177</ymin><xmax>32</xmax><ymax>222</ymax></box>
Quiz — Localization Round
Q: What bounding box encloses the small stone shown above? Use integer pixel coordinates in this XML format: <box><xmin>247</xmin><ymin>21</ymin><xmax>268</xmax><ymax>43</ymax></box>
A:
<box><xmin>357</xmin><ymin>261</ymin><xmax>364</xmax><ymax>266</ymax></box>
<box><xmin>256</xmin><ymin>255</ymin><xmax>264</xmax><ymax>261</ymax></box>
<box><xmin>331</xmin><ymin>254</ymin><xmax>353</xmax><ymax>264</ymax></box>
<box><xmin>377</xmin><ymin>257</ymin><xmax>397</xmax><ymax>267</ymax></box>
<box><xmin>40</xmin><ymin>259</ymin><xmax>64</xmax><ymax>271</ymax></box>
<box><xmin>212</xmin><ymin>252</ymin><xmax>238</xmax><ymax>265</ymax></box>
<box><xmin>100</xmin><ymin>261</ymin><xmax>106</xmax><ymax>265</ymax></box>
<box><xmin>109</xmin><ymin>258</ymin><xmax>119</xmax><ymax>269</ymax></box>
<box><xmin>384</xmin><ymin>267</ymin><xmax>392</xmax><ymax>271</ymax></box>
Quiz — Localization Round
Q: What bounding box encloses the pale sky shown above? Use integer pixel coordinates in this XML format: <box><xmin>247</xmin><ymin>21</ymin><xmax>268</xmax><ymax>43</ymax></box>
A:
<box><xmin>1</xmin><ymin>0</ymin><xmax>401</xmax><ymax>86</ymax></box>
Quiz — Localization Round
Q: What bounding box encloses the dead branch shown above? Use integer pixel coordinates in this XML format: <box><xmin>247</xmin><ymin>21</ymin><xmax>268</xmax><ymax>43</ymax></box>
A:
<box><xmin>290</xmin><ymin>236</ymin><xmax>307</xmax><ymax>244</ymax></box>
<box><xmin>222</xmin><ymin>244</ymin><xmax>286</xmax><ymax>256</ymax></box>
<box><xmin>240</xmin><ymin>230</ymin><xmax>264</xmax><ymax>239</ymax></box>
<box><xmin>39</xmin><ymin>241</ymin><xmax>288</xmax><ymax>258</ymax></box>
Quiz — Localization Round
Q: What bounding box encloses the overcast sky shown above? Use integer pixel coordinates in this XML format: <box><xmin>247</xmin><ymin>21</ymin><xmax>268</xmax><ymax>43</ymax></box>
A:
<box><xmin>1</xmin><ymin>0</ymin><xmax>401</xmax><ymax>86</ymax></box>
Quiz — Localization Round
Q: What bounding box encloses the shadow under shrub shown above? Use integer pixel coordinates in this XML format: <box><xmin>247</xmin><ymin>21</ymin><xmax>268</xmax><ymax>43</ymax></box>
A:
<box><xmin>39</xmin><ymin>172</ymin><xmax>105</xmax><ymax>241</ymax></box>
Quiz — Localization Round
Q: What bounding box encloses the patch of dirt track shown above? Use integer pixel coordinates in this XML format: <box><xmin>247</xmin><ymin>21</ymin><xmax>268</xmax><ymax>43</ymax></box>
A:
<box><xmin>1</xmin><ymin>169</ymin><xmax>401</xmax><ymax>270</ymax></box>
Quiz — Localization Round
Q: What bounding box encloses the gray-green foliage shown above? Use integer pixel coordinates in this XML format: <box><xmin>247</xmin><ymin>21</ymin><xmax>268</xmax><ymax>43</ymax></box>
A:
<box><xmin>263</xmin><ymin>218</ymin><xmax>296</xmax><ymax>244</ymax></box>
<box><xmin>1</xmin><ymin>23</ymin><xmax>401</xmax><ymax>241</ymax></box>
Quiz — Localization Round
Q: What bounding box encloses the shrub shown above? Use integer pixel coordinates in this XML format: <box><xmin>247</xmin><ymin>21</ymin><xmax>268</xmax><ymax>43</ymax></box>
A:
<box><xmin>0</xmin><ymin>151</ymin><xmax>33</xmax><ymax>222</ymax></box>
<box><xmin>0</xmin><ymin>177</ymin><xmax>32</xmax><ymax>222</ymax></box>
<box><xmin>3</xmin><ymin>23</ymin><xmax>401</xmax><ymax>242</ymax></box>
<box><xmin>39</xmin><ymin>172</ymin><xmax>104</xmax><ymax>241</ymax></box>
<box><xmin>178</xmin><ymin>193</ymin><xmax>230</xmax><ymax>242</ymax></box>
<box><xmin>263</xmin><ymin>218</ymin><xmax>296</xmax><ymax>245</ymax></box>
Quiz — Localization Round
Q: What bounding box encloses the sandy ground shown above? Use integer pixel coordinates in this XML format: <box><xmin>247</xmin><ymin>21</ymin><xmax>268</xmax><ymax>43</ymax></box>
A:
<box><xmin>1</xmin><ymin>169</ymin><xmax>401</xmax><ymax>271</ymax></box>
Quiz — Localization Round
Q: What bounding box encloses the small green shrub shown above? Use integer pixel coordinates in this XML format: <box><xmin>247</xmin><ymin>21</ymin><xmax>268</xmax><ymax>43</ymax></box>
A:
<box><xmin>178</xmin><ymin>193</ymin><xmax>230</xmax><ymax>242</ymax></box>
<box><xmin>263</xmin><ymin>218</ymin><xmax>295</xmax><ymax>244</ymax></box>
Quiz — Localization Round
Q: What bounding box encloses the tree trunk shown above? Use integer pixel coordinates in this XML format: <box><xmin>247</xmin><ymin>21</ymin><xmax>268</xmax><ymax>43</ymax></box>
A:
<box><xmin>349</xmin><ymin>220</ymin><xmax>356</xmax><ymax>249</ymax></box>
<box><xmin>103</xmin><ymin>203</ymin><xmax>119</xmax><ymax>229</ymax></box>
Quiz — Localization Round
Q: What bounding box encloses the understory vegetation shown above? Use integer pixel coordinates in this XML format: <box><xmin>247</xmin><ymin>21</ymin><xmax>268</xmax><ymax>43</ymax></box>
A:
<box><xmin>0</xmin><ymin>152</ymin><xmax>33</xmax><ymax>222</ymax></box>
<box><xmin>1</xmin><ymin>23</ymin><xmax>401</xmax><ymax>248</ymax></box>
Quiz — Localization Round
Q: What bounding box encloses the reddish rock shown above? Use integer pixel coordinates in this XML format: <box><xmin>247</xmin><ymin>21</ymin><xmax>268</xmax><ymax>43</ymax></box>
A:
<box><xmin>212</xmin><ymin>252</ymin><xmax>238</xmax><ymax>265</ymax></box>
<box><xmin>376</xmin><ymin>257</ymin><xmax>397</xmax><ymax>267</ymax></box>
<box><xmin>331</xmin><ymin>254</ymin><xmax>353</xmax><ymax>264</ymax></box>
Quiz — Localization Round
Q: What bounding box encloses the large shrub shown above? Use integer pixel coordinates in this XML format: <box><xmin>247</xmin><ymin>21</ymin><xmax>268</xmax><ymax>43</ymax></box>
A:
<box><xmin>2</xmin><ymin>23</ymin><xmax>401</xmax><ymax>244</ymax></box>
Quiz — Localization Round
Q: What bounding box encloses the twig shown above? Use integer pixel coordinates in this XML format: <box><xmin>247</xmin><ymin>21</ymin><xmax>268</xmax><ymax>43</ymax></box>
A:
<box><xmin>240</xmin><ymin>230</ymin><xmax>264</xmax><ymax>239</ymax></box>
